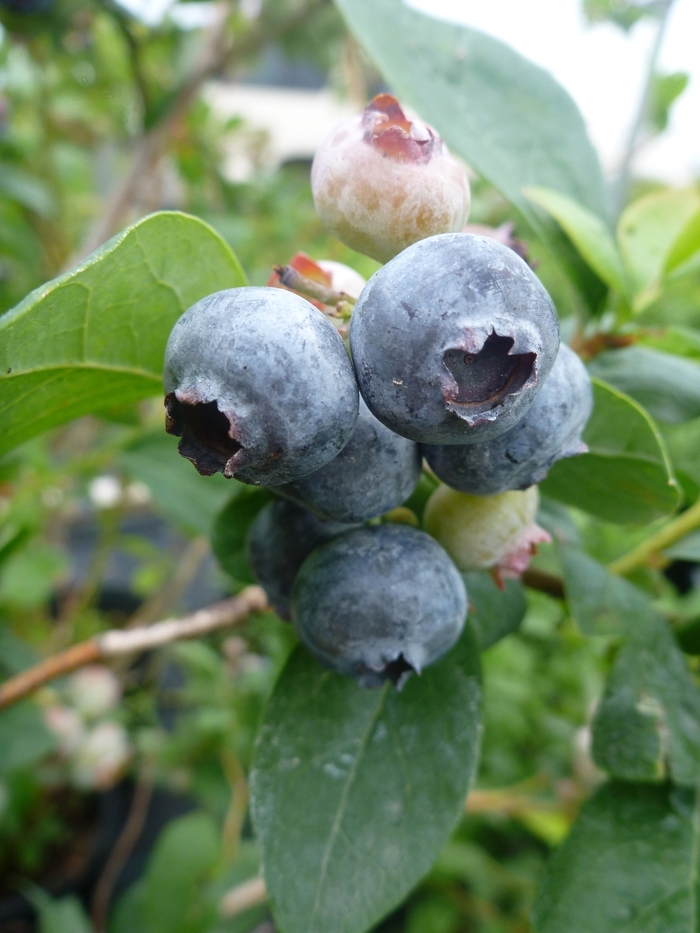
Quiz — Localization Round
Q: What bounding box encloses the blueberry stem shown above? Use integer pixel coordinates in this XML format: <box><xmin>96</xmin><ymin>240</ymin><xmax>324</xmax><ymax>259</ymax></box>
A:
<box><xmin>608</xmin><ymin>495</ymin><xmax>700</xmax><ymax>577</ymax></box>
<box><xmin>274</xmin><ymin>264</ymin><xmax>358</xmax><ymax>313</ymax></box>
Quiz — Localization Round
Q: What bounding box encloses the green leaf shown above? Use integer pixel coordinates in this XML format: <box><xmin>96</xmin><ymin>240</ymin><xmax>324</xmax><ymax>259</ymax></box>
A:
<box><xmin>561</xmin><ymin>550</ymin><xmax>700</xmax><ymax>784</ymax></box>
<box><xmin>524</xmin><ymin>187</ymin><xmax>627</xmax><ymax>294</ymax></box>
<box><xmin>617</xmin><ymin>188</ymin><xmax>700</xmax><ymax>309</ymax></box>
<box><xmin>591</xmin><ymin>623</ymin><xmax>700</xmax><ymax>783</ymax></box>
<box><xmin>141</xmin><ymin>811</ymin><xmax>220</xmax><ymax>933</ymax></box>
<box><xmin>663</xmin><ymin>529</ymin><xmax>700</xmax><ymax>562</ymax></box>
<box><xmin>211</xmin><ymin>487</ymin><xmax>272</xmax><ymax>587</ymax></box>
<box><xmin>533</xmin><ymin>783</ymin><xmax>700</xmax><ymax>933</ymax></box>
<box><xmin>588</xmin><ymin>347</ymin><xmax>700</xmax><ymax>423</ymax></box>
<box><xmin>636</xmin><ymin>325</ymin><xmax>700</xmax><ymax>362</ymax></box>
<box><xmin>250</xmin><ymin>627</ymin><xmax>482</xmax><ymax>933</ymax></box>
<box><xmin>333</xmin><ymin>0</ymin><xmax>609</xmax><ymax>234</ymax></box>
<box><xmin>0</xmin><ymin>701</ymin><xmax>57</xmax><ymax>777</ymax></box>
<box><xmin>648</xmin><ymin>70</ymin><xmax>689</xmax><ymax>134</ymax></box>
<box><xmin>462</xmin><ymin>572</ymin><xmax>525</xmax><ymax>650</ymax></box>
<box><xmin>0</xmin><ymin>211</ymin><xmax>245</xmax><ymax>459</ymax></box>
<box><xmin>28</xmin><ymin>890</ymin><xmax>91</xmax><ymax>933</ymax></box>
<box><xmin>541</xmin><ymin>379</ymin><xmax>680</xmax><ymax>524</ymax></box>
<box><xmin>665</xmin><ymin>208</ymin><xmax>700</xmax><ymax>275</ymax></box>
<box><xmin>119</xmin><ymin>432</ymin><xmax>234</xmax><ymax>536</ymax></box>
<box><xmin>561</xmin><ymin>548</ymin><xmax>653</xmax><ymax>637</ymax></box>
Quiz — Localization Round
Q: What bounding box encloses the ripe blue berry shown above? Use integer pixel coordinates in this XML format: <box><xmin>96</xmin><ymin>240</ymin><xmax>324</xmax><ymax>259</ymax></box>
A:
<box><xmin>292</xmin><ymin>524</ymin><xmax>467</xmax><ymax>688</ymax></box>
<box><xmin>164</xmin><ymin>287</ymin><xmax>359</xmax><ymax>486</ymax></box>
<box><xmin>423</xmin><ymin>344</ymin><xmax>592</xmax><ymax>494</ymax></box>
<box><xmin>276</xmin><ymin>398</ymin><xmax>422</xmax><ymax>523</ymax></box>
<box><xmin>246</xmin><ymin>500</ymin><xmax>354</xmax><ymax>620</ymax></box>
<box><xmin>350</xmin><ymin>234</ymin><xmax>560</xmax><ymax>444</ymax></box>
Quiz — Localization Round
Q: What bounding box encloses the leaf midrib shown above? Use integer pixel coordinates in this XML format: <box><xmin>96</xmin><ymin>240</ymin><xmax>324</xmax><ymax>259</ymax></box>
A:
<box><xmin>308</xmin><ymin>682</ymin><xmax>391</xmax><ymax>932</ymax></box>
<box><xmin>0</xmin><ymin>363</ymin><xmax>162</xmax><ymax>381</ymax></box>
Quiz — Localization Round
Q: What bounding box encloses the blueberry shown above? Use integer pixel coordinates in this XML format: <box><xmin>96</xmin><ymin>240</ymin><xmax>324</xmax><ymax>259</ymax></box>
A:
<box><xmin>423</xmin><ymin>344</ymin><xmax>592</xmax><ymax>494</ymax></box>
<box><xmin>0</xmin><ymin>0</ymin><xmax>52</xmax><ymax>12</ymax></box>
<box><xmin>291</xmin><ymin>524</ymin><xmax>467</xmax><ymax>688</ymax></box>
<box><xmin>275</xmin><ymin>397</ymin><xmax>422</xmax><ymax>523</ymax></box>
<box><xmin>246</xmin><ymin>500</ymin><xmax>355</xmax><ymax>621</ymax></box>
<box><xmin>350</xmin><ymin>234</ymin><xmax>560</xmax><ymax>444</ymax></box>
<box><xmin>164</xmin><ymin>287</ymin><xmax>359</xmax><ymax>486</ymax></box>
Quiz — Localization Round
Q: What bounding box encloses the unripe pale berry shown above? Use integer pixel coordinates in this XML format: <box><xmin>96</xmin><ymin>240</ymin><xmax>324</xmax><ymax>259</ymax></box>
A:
<box><xmin>71</xmin><ymin>722</ymin><xmax>132</xmax><ymax>791</ymax></box>
<box><xmin>67</xmin><ymin>665</ymin><xmax>121</xmax><ymax>720</ymax></box>
<box><xmin>312</xmin><ymin>94</ymin><xmax>470</xmax><ymax>263</ymax></box>
<box><xmin>423</xmin><ymin>485</ymin><xmax>550</xmax><ymax>577</ymax></box>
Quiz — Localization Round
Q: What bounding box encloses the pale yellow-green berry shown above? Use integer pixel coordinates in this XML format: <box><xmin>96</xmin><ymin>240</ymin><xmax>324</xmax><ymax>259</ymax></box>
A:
<box><xmin>423</xmin><ymin>485</ymin><xmax>541</xmax><ymax>572</ymax></box>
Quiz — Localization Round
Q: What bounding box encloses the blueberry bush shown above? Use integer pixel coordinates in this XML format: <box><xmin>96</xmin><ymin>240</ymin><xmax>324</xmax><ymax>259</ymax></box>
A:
<box><xmin>1</xmin><ymin>1</ymin><xmax>699</xmax><ymax>932</ymax></box>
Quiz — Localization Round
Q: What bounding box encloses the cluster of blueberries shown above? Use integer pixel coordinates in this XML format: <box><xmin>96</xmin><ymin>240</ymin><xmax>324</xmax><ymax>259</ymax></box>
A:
<box><xmin>162</xmin><ymin>96</ymin><xmax>592</xmax><ymax>688</ymax></box>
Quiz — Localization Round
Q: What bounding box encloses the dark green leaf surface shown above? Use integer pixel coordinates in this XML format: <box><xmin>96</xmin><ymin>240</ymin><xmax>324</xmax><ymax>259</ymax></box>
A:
<box><xmin>463</xmin><ymin>572</ymin><xmax>526</xmax><ymax>650</ymax></box>
<box><xmin>541</xmin><ymin>379</ymin><xmax>680</xmax><ymax>523</ymax></box>
<box><xmin>119</xmin><ymin>432</ymin><xmax>234</xmax><ymax>537</ymax></box>
<box><xmin>561</xmin><ymin>549</ymin><xmax>652</xmax><ymax>637</ymax></box>
<box><xmin>211</xmin><ymin>487</ymin><xmax>272</xmax><ymax>586</ymax></box>
<box><xmin>251</xmin><ymin>626</ymin><xmax>482</xmax><ymax>933</ymax></box>
<box><xmin>562</xmin><ymin>550</ymin><xmax>700</xmax><ymax>784</ymax></box>
<box><xmin>589</xmin><ymin>347</ymin><xmax>700</xmax><ymax>423</ymax></box>
<box><xmin>334</xmin><ymin>0</ymin><xmax>608</xmax><ymax>231</ymax></box>
<box><xmin>0</xmin><ymin>211</ymin><xmax>245</xmax><ymax>458</ymax></box>
<box><xmin>533</xmin><ymin>783</ymin><xmax>700</xmax><ymax>933</ymax></box>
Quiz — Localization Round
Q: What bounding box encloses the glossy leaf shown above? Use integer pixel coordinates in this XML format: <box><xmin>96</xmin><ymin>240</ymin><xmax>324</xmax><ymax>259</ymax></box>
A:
<box><xmin>211</xmin><ymin>487</ymin><xmax>272</xmax><ymax>586</ymax></box>
<box><xmin>588</xmin><ymin>346</ymin><xmax>700</xmax><ymax>423</ymax></box>
<box><xmin>525</xmin><ymin>187</ymin><xmax>627</xmax><ymax>294</ymax></box>
<box><xmin>617</xmin><ymin>188</ymin><xmax>700</xmax><ymax>309</ymax></box>
<box><xmin>334</xmin><ymin>0</ymin><xmax>609</xmax><ymax>233</ymax></box>
<box><xmin>251</xmin><ymin>627</ymin><xmax>482</xmax><ymax>933</ymax></box>
<box><xmin>0</xmin><ymin>211</ymin><xmax>245</xmax><ymax>459</ymax></box>
<box><xmin>541</xmin><ymin>379</ymin><xmax>680</xmax><ymax>524</ymax></box>
<box><xmin>119</xmin><ymin>432</ymin><xmax>234</xmax><ymax>537</ymax></box>
<box><xmin>533</xmin><ymin>782</ymin><xmax>700</xmax><ymax>933</ymax></box>
<box><xmin>463</xmin><ymin>571</ymin><xmax>526</xmax><ymax>650</ymax></box>
<box><xmin>562</xmin><ymin>550</ymin><xmax>700</xmax><ymax>784</ymax></box>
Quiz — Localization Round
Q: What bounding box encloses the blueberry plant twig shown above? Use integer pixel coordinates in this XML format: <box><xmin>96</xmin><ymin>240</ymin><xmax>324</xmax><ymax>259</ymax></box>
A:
<box><xmin>91</xmin><ymin>764</ymin><xmax>156</xmax><ymax>933</ymax></box>
<box><xmin>219</xmin><ymin>875</ymin><xmax>268</xmax><ymax>919</ymax></box>
<box><xmin>607</xmin><ymin>495</ymin><xmax>700</xmax><ymax>577</ymax></box>
<box><xmin>72</xmin><ymin>0</ymin><xmax>329</xmax><ymax>265</ymax></box>
<box><xmin>0</xmin><ymin>586</ymin><xmax>268</xmax><ymax>710</ymax></box>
